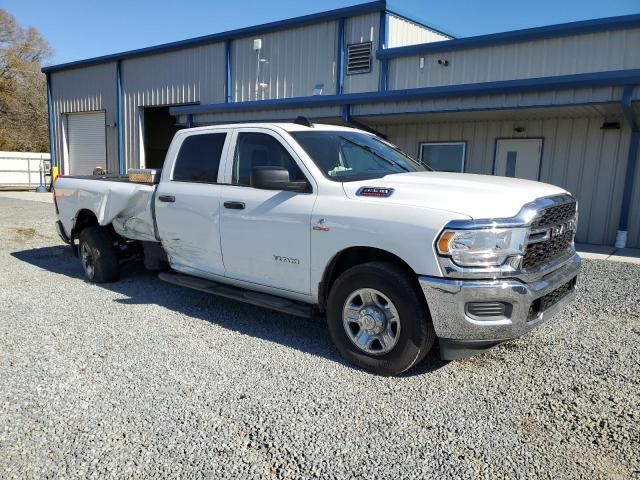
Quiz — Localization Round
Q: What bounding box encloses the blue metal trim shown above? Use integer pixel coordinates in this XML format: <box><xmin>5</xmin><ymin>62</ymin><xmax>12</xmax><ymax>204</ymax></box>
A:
<box><xmin>42</xmin><ymin>1</ymin><xmax>386</xmax><ymax>73</ymax></box>
<box><xmin>340</xmin><ymin>104</ymin><xmax>387</xmax><ymax>138</ymax></box>
<box><xmin>618</xmin><ymin>85</ymin><xmax>639</xmax><ymax>232</ymax></box>
<box><xmin>45</xmin><ymin>73</ymin><xmax>56</xmax><ymax>169</ymax></box>
<box><xmin>385</xmin><ymin>6</ymin><xmax>455</xmax><ymax>39</ymax></box>
<box><xmin>169</xmin><ymin>69</ymin><xmax>640</xmax><ymax>116</ymax></box>
<box><xmin>336</xmin><ymin>17</ymin><xmax>345</xmax><ymax>95</ymax></box>
<box><xmin>187</xmin><ymin>114</ymin><xmax>194</xmax><ymax>128</ymax></box>
<box><xmin>225</xmin><ymin>40</ymin><xmax>232</xmax><ymax>103</ymax></box>
<box><xmin>378</xmin><ymin>11</ymin><xmax>388</xmax><ymax>91</ymax></box>
<box><xmin>348</xmin><ymin>99</ymin><xmax>622</xmax><ymax>119</ymax></box>
<box><xmin>116</xmin><ymin>60</ymin><xmax>124</xmax><ymax>175</ymax></box>
<box><xmin>377</xmin><ymin>13</ymin><xmax>640</xmax><ymax>60</ymax></box>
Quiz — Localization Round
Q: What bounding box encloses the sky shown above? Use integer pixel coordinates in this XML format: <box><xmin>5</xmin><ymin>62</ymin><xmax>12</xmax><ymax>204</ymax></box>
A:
<box><xmin>3</xmin><ymin>0</ymin><xmax>640</xmax><ymax>66</ymax></box>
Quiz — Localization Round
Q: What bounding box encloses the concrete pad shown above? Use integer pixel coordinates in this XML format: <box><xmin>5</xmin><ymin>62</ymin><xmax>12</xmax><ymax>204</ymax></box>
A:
<box><xmin>608</xmin><ymin>248</ymin><xmax>640</xmax><ymax>265</ymax></box>
<box><xmin>0</xmin><ymin>191</ymin><xmax>54</xmax><ymax>204</ymax></box>
<box><xmin>575</xmin><ymin>243</ymin><xmax>615</xmax><ymax>260</ymax></box>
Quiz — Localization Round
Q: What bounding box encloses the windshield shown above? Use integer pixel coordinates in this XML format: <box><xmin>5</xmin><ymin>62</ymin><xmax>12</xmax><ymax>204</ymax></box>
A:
<box><xmin>291</xmin><ymin>131</ymin><xmax>429</xmax><ymax>182</ymax></box>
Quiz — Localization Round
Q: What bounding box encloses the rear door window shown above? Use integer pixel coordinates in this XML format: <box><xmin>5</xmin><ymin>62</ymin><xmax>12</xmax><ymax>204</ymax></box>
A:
<box><xmin>172</xmin><ymin>133</ymin><xmax>227</xmax><ymax>183</ymax></box>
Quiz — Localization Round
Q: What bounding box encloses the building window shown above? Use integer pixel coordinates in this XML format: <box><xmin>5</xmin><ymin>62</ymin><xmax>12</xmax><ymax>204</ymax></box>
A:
<box><xmin>419</xmin><ymin>142</ymin><xmax>466</xmax><ymax>172</ymax></box>
<box><xmin>346</xmin><ymin>42</ymin><xmax>372</xmax><ymax>75</ymax></box>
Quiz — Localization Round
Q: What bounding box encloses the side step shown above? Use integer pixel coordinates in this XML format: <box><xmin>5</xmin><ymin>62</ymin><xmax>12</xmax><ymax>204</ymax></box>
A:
<box><xmin>158</xmin><ymin>272</ymin><xmax>313</xmax><ymax>318</ymax></box>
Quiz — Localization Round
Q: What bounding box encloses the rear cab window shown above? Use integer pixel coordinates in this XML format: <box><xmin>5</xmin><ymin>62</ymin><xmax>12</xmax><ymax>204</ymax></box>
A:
<box><xmin>172</xmin><ymin>132</ymin><xmax>227</xmax><ymax>183</ymax></box>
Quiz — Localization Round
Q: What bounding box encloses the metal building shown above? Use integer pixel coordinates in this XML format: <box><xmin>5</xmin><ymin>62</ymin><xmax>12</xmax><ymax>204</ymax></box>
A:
<box><xmin>43</xmin><ymin>1</ymin><xmax>640</xmax><ymax>248</ymax></box>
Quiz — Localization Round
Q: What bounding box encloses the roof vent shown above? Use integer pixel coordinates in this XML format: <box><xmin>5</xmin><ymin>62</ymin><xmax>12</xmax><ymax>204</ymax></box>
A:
<box><xmin>347</xmin><ymin>42</ymin><xmax>372</xmax><ymax>75</ymax></box>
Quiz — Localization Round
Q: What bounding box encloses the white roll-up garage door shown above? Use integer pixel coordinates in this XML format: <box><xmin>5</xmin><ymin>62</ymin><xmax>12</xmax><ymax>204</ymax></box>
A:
<box><xmin>67</xmin><ymin>111</ymin><xmax>106</xmax><ymax>175</ymax></box>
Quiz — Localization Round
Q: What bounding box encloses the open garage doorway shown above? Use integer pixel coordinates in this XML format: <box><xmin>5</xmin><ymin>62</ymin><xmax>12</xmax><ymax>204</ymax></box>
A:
<box><xmin>142</xmin><ymin>106</ymin><xmax>185</xmax><ymax>169</ymax></box>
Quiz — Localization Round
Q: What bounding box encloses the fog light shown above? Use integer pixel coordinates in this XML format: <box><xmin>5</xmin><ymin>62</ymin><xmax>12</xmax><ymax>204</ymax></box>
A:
<box><xmin>465</xmin><ymin>301</ymin><xmax>512</xmax><ymax>321</ymax></box>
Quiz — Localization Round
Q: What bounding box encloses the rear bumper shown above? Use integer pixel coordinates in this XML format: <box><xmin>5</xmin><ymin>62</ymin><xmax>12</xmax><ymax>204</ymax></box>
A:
<box><xmin>55</xmin><ymin>220</ymin><xmax>71</xmax><ymax>244</ymax></box>
<box><xmin>419</xmin><ymin>253</ymin><xmax>581</xmax><ymax>359</ymax></box>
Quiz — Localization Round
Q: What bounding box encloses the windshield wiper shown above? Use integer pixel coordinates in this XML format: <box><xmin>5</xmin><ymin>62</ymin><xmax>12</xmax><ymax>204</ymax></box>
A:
<box><xmin>339</xmin><ymin>136</ymin><xmax>410</xmax><ymax>172</ymax></box>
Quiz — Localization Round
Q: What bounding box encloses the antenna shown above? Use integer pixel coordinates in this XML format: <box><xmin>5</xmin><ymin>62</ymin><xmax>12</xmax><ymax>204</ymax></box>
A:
<box><xmin>293</xmin><ymin>116</ymin><xmax>314</xmax><ymax>128</ymax></box>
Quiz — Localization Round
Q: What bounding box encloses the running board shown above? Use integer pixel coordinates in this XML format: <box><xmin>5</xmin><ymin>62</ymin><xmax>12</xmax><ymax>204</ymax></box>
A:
<box><xmin>158</xmin><ymin>272</ymin><xmax>313</xmax><ymax>318</ymax></box>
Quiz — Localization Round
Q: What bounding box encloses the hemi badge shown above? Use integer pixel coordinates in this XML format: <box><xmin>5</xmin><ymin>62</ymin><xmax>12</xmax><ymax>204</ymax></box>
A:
<box><xmin>356</xmin><ymin>187</ymin><xmax>395</xmax><ymax>198</ymax></box>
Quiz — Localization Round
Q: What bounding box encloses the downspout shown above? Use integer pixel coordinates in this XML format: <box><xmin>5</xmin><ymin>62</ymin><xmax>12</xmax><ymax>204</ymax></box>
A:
<box><xmin>341</xmin><ymin>104</ymin><xmax>387</xmax><ymax>139</ymax></box>
<box><xmin>116</xmin><ymin>60</ymin><xmax>125</xmax><ymax>175</ymax></box>
<box><xmin>225</xmin><ymin>39</ymin><xmax>232</xmax><ymax>103</ymax></box>
<box><xmin>46</xmin><ymin>73</ymin><xmax>56</xmax><ymax>173</ymax></box>
<box><xmin>336</xmin><ymin>18</ymin><xmax>345</xmax><ymax>95</ymax></box>
<box><xmin>616</xmin><ymin>85</ymin><xmax>639</xmax><ymax>248</ymax></box>
<box><xmin>378</xmin><ymin>11</ymin><xmax>389</xmax><ymax>92</ymax></box>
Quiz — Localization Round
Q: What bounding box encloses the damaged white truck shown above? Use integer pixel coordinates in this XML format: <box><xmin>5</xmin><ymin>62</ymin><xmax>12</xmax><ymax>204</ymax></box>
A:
<box><xmin>54</xmin><ymin>120</ymin><xmax>580</xmax><ymax>375</ymax></box>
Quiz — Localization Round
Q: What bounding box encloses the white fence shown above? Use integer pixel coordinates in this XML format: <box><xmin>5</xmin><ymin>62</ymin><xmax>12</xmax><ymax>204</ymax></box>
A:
<box><xmin>0</xmin><ymin>151</ymin><xmax>51</xmax><ymax>189</ymax></box>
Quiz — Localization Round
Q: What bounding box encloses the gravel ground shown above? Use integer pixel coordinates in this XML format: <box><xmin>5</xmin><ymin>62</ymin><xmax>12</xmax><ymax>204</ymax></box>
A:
<box><xmin>0</xmin><ymin>196</ymin><xmax>639</xmax><ymax>479</ymax></box>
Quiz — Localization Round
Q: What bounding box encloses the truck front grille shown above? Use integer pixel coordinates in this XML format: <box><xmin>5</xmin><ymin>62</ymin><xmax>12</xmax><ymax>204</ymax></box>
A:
<box><xmin>522</xmin><ymin>200</ymin><xmax>577</xmax><ymax>271</ymax></box>
<box><xmin>530</xmin><ymin>201</ymin><xmax>577</xmax><ymax>229</ymax></box>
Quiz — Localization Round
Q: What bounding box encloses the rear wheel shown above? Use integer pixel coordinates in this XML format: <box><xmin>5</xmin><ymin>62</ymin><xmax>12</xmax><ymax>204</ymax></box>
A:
<box><xmin>326</xmin><ymin>261</ymin><xmax>435</xmax><ymax>375</ymax></box>
<box><xmin>78</xmin><ymin>226</ymin><xmax>119</xmax><ymax>283</ymax></box>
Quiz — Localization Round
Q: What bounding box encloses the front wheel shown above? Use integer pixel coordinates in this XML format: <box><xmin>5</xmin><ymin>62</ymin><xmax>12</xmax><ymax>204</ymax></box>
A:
<box><xmin>78</xmin><ymin>226</ymin><xmax>120</xmax><ymax>283</ymax></box>
<box><xmin>326</xmin><ymin>261</ymin><xmax>435</xmax><ymax>375</ymax></box>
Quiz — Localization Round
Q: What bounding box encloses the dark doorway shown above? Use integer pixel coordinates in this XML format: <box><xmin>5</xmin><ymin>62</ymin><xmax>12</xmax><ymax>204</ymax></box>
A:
<box><xmin>142</xmin><ymin>106</ymin><xmax>185</xmax><ymax>169</ymax></box>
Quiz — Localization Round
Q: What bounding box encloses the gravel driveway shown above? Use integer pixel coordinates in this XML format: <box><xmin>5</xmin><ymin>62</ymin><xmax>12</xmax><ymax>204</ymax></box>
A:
<box><xmin>0</xmin><ymin>196</ymin><xmax>639</xmax><ymax>479</ymax></box>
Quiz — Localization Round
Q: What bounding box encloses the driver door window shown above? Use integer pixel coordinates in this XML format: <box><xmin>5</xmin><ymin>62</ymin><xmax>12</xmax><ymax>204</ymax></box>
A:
<box><xmin>232</xmin><ymin>132</ymin><xmax>307</xmax><ymax>187</ymax></box>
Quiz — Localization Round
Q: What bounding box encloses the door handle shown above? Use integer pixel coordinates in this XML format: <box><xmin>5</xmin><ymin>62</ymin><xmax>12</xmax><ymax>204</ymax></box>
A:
<box><xmin>158</xmin><ymin>195</ymin><xmax>175</xmax><ymax>203</ymax></box>
<box><xmin>224</xmin><ymin>201</ymin><xmax>245</xmax><ymax>210</ymax></box>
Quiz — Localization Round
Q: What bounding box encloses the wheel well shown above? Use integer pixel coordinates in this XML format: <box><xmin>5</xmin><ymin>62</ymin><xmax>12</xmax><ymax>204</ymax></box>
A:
<box><xmin>72</xmin><ymin>209</ymin><xmax>99</xmax><ymax>238</ymax></box>
<box><xmin>318</xmin><ymin>247</ymin><xmax>417</xmax><ymax>312</ymax></box>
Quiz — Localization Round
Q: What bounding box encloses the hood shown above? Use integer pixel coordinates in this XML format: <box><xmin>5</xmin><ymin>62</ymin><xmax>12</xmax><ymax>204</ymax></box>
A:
<box><xmin>342</xmin><ymin>172</ymin><xmax>568</xmax><ymax>219</ymax></box>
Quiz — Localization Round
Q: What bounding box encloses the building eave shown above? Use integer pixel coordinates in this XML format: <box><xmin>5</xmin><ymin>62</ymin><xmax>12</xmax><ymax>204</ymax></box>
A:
<box><xmin>42</xmin><ymin>1</ymin><xmax>386</xmax><ymax>73</ymax></box>
<box><xmin>377</xmin><ymin>13</ymin><xmax>640</xmax><ymax>59</ymax></box>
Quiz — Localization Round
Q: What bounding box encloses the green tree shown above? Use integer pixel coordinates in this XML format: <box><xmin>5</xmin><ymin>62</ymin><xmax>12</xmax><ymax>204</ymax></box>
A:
<box><xmin>0</xmin><ymin>9</ymin><xmax>52</xmax><ymax>152</ymax></box>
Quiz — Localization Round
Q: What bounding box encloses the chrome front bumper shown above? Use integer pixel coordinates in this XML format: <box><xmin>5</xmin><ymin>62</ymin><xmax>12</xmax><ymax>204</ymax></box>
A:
<box><xmin>419</xmin><ymin>253</ymin><xmax>581</xmax><ymax>359</ymax></box>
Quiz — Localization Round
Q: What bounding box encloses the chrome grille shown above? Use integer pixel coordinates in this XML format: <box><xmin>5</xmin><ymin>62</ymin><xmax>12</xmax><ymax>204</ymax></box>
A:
<box><xmin>523</xmin><ymin>200</ymin><xmax>577</xmax><ymax>271</ymax></box>
<box><xmin>530</xmin><ymin>201</ymin><xmax>577</xmax><ymax>229</ymax></box>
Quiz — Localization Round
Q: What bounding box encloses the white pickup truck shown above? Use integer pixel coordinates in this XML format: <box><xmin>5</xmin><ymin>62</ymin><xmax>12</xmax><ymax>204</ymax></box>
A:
<box><xmin>54</xmin><ymin>119</ymin><xmax>580</xmax><ymax>375</ymax></box>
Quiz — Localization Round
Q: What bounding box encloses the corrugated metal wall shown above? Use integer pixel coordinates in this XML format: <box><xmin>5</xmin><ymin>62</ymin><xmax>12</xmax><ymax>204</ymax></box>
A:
<box><xmin>351</xmin><ymin>87</ymin><xmax>624</xmax><ymax>117</ymax></box>
<box><xmin>50</xmin><ymin>63</ymin><xmax>118</xmax><ymax>174</ymax></box>
<box><xmin>386</xmin><ymin>14</ymin><xmax>450</xmax><ymax>48</ymax></box>
<box><xmin>186</xmin><ymin>105</ymin><xmax>342</xmax><ymax>126</ymax></box>
<box><xmin>232</xmin><ymin>21</ymin><xmax>338</xmax><ymax>102</ymax></box>
<box><xmin>343</xmin><ymin>13</ymin><xmax>380</xmax><ymax>94</ymax></box>
<box><xmin>121</xmin><ymin>44</ymin><xmax>226</xmax><ymax>169</ymax></box>
<box><xmin>388</xmin><ymin>28</ymin><xmax>640</xmax><ymax>90</ymax></box>
<box><xmin>372</xmin><ymin>116</ymin><xmax>631</xmax><ymax>246</ymax></box>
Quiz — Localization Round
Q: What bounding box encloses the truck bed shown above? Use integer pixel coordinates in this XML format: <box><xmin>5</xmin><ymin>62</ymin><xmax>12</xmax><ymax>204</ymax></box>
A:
<box><xmin>55</xmin><ymin>175</ymin><xmax>158</xmax><ymax>242</ymax></box>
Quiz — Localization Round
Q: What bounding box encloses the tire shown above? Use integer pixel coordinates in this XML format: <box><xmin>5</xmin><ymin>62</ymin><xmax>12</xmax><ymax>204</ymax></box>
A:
<box><xmin>326</xmin><ymin>261</ymin><xmax>435</xmax><ymax>376</ymax></box>
<box><xmin>78</xmin><ymin>226</ymin><xmax>120</xmax><ymax>283</ymax></box>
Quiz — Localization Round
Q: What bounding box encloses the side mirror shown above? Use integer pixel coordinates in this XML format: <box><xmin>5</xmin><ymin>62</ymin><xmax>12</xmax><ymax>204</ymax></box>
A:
<box><xmin>251</xmin><ymin>166</ymin><xmax>309</xmax><ymax>192</ymax></box>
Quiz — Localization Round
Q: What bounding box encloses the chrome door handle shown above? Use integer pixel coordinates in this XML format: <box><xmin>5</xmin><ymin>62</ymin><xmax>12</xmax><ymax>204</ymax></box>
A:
<box><xmin>224</xmin><ymin>201</ymin><xmax>245</xmax><ymax>210</ymax></box>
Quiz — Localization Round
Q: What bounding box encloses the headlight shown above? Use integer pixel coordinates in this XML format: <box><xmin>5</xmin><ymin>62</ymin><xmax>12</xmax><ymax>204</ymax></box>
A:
<box><xmin>436</xmin><ymin>228</ymin><xmax>527</xmax><ymax>267</ymax></box>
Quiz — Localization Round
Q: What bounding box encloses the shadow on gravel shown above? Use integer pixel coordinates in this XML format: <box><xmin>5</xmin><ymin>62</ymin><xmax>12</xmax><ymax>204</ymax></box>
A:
<box><xmin>11</xmin><ymin>245</ymin><xmax>448</xmax><ymax>375</ymax></box>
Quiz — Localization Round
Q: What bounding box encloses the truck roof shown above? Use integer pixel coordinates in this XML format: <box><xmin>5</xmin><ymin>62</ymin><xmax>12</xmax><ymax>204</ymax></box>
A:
<box><xmin>182</xmin><ymin>122</ymin><xmax>370</xmax><ymax>134</ymax></box>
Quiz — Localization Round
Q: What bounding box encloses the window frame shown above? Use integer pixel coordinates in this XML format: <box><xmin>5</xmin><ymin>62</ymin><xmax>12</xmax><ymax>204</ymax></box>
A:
<box><xmin>229</xmin><ymin>129</ymin><xmax>314</xmax><ymax>193</ymax></box>
<box><xmin>170</xmin><ymin>131</ymin><xmax>229</xmax><ymax>184</ymax></box>
<box><xmin>418</xmin><ymin>141</ymin><xmax>467</xmax><ymax>173</ymax></box>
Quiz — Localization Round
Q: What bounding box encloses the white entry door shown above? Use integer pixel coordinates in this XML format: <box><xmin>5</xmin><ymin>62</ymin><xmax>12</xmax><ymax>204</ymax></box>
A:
<box><xmin>67</xmin><ymin>111</ymin><xmax>106</xmax><ymax>175</ymax></box>
<box><xmin>494</xmin><ymin>138</ymin><xmax>542</xmax><ymax>181</ymax></box>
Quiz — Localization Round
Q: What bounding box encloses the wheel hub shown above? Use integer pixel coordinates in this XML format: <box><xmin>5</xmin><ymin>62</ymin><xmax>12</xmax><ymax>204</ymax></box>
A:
<box><xmin>359</xmin><ymin>306</ymin><xmax>386</xmax><ymax>335</ymax></box>
<box><xmin>342</xmin><ymin>288</ymin><xmax>401</xmax><ymax>356</ymax></box>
